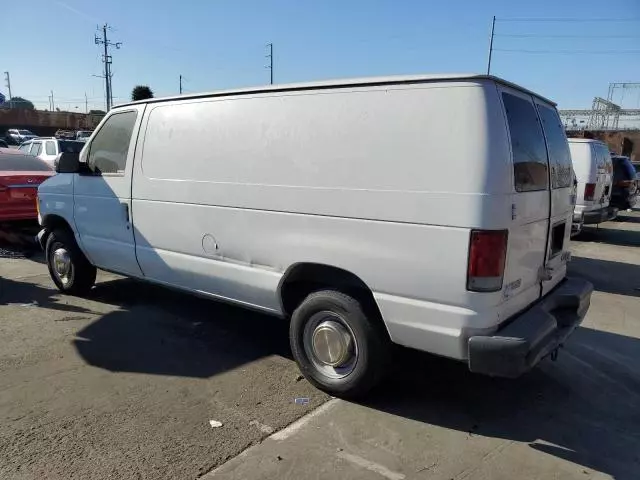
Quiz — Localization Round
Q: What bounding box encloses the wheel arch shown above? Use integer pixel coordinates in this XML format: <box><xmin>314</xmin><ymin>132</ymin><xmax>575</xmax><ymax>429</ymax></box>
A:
<box><xmin>40</xmin><ymin>214</ymin><xmax>74</xmax><ymax>245</ymax></box>
<box><xmin>278</xmin><ymin>262</ymin><xmax>387</xmax><ymax>332</ymax></box>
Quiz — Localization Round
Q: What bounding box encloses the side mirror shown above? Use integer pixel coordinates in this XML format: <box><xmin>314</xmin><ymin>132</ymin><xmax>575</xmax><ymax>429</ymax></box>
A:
<box><xmin>55</xmin><ymin>152</ymin><xmax>80</xmax><ymax>173</ymax></box>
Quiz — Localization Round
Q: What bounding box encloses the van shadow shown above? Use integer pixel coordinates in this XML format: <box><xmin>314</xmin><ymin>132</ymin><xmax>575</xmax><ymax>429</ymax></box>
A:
<box><xmin>578</xmin><ymin>223</ymin><xmax>640</xmax><ymax>247</ymax></box>
<box><xmin>568</xmin><ymin>256</ymin><xmax>640</xmax><ymax>297</ymax></box>
<box><xmin>72</xmin><ymin>278</ymin><xmax>291</xmax><ymax>378</ymax></box>
<box><xmin>0</xmin><ymin>276</ymin><xmax>98</xmax><ymax>314</ymax></box>
<box><xmin>363</xmin><ymin>325</ymin><xmax>640</xmax><ymax>479</ymax></box>
<box><xmin>0</xmin><ymin>220</ymin><xmax>43</xmax><ymax>261</ymax></box>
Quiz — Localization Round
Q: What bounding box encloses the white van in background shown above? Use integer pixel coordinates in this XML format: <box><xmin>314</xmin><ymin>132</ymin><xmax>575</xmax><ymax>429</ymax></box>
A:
<box><xmin>568</xmin><ymin>138</ymin><xmax>616</xmax><ymax>226</ymax></box>
<box><xmin>37</xmin><ymin>74</ymin><xmax>593</xmax><ymax>397</ymax></box>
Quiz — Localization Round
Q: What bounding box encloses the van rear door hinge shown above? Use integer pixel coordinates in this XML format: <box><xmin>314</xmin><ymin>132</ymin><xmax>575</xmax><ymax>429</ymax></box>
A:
<box><xmin>511</xmin><ymin>203</ymin><xmax>517</xmax><ymax>220</ymax></box>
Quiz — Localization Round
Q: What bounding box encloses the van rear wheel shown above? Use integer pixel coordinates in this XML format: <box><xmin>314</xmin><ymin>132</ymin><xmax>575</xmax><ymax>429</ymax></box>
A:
<box><xmin>46</xmin><ymin>228</ymin><xmax>96</xmax><ymax>295</ymax></box>
<box><xmin>290</xmin><ymin>290</ymin><xmax>390</xmax><ymax>398</ymax></box>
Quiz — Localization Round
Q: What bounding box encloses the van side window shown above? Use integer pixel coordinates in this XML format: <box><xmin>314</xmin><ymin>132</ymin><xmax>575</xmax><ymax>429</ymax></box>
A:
<box><xmin>502</xmin><ymin>93</ymin><xmax>548</xmax><ymax>192</ymax></box>
<box><xmin>537</xmin><ymin>104</ymin><xmax>572</xmax><ymax>189</ymax></box>
<box><xmin>87</xmin><ymin>111</ymin><xmax>138</xmax><ymax>175</ymax></box>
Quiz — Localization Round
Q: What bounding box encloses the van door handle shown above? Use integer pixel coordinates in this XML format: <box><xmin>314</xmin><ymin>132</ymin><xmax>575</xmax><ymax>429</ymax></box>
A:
<box><xmin>122</xmin><ymin>202</ymin><xmax>130</xmax><ymax>223</ymax></box>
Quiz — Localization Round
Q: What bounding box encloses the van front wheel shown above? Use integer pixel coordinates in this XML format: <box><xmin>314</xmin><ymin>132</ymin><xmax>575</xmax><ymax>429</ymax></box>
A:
<box><xmin>46</xmin><ymin>228</ymin><xmax>96</xmax><ymax>295</ymax></box>
<box><xmin>290</xmin><ymin>290</ymin><xmax>390</xmax><ymax>398</ymax></box>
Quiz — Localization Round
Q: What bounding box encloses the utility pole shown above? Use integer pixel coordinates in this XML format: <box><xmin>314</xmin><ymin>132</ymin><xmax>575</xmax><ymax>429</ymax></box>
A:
<box><xmin>266</xmin><ymin>43</ymin><xmax>273</xmax><ymax>85</ymax></box>
<box><xmin>486</xmin><ymin>16</ymin><xmax>496</xmax><ymax>75</ymax></box>
<box><xmin>95</xmin><ymin>24</ymin><xmax>121</xmax><ymax>111</ymax></box>
<box><xmin>179</xmin><ymin>74</ymin><xmax>183</xmax><ymax>94</ymax></box>
<box><xmin>85</xmin><ymin>92</ymin><xmax>88</xmax><ymax>113</ymax></box>
<box><xmin>50</xmin><ymin>90</ymin><xmax>55</xmax><ymax>111</ymax></box>
<box><xmin>4</xmin><ymin>71</ymin><xmax>13</xmax><ymax>108</ymax></box>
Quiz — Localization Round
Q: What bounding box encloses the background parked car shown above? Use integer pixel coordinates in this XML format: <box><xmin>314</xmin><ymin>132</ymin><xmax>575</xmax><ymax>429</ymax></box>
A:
<box><xmin>0</xmin><ymin>149</ymin><xmax>53</xmax><ymax>222</ymax></box>
<box><xmin>610</xmin><ymin>155</ymin><xmax>638</xmax><ymax>210</ymax></box>
<box><xmin>18</xmin><ymin>138</ymin><xmax>85</xmax><ymax>168</ymax></box>
<box><xmin>5</xmin><ymin>128</ymin><xmax>37</xmax><ymax>145</ymax></box>
<box><xmin>568</xmin><ymin>138</ymin><xmax>615</xmax><ymax>225</ymax></box>
<box><xmin>75</xmin><ymin>130</ymin><xmax>93</xmax><ymax>142</ymax></box>
<box><xmin>54</xmin><ymin>129</ymin><xmax>77</xmax><ymax>140</ymax></box>
<box><xmin>0</xmin><ymin>139</ymin><xmax>8</xmax><ymax>148</ymax></box>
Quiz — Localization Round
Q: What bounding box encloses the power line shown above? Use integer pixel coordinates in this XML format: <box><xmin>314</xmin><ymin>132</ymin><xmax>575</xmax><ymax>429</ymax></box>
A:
<box><xmin>496</xmin><ymin>17</ymin><xmax>640</xmax><ymax>22</ymax></box>
<box><xmin>495</xmin><ymin>34</ymin><xmax>640</xmax><ymax>39</ymax></box>
<box><xmin>494</xmin><ymin>48</ymin><xmax>640</xmax><ymax>54</ymax></box>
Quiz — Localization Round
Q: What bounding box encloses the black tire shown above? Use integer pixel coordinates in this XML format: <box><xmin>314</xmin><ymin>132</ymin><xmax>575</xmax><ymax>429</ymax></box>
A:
<box><xmin>290</xmin><ymin>290</ymin><xmax>390</xmax><ymax>398</ymax></box>
<box><xmin>46</xmin><ymin>228</ymin><xmax>96</xmax><ymax>295</ymax></box>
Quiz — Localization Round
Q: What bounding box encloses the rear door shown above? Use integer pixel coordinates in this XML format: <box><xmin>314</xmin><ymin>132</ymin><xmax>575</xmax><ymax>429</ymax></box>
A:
<box><xmin>592</xmin><ymin>143</ymin><xmax>611</xmax><ymax>207</ymax></box>
<box><xmin>499</xmin><ymin>87</ymin><xmax>550</xmax><ymax>311</ymax></box>
<box><xmin>534</xmin><ymin>100</ymin><xmax>573</xmax><ymax>296</ymax></box>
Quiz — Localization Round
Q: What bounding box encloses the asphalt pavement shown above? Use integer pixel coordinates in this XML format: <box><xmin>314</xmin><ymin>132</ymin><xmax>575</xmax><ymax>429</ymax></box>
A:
<box><xmin>1</xmin><ymin>214</ymin><xmax>639</xmax><ymax>480</ymax></box>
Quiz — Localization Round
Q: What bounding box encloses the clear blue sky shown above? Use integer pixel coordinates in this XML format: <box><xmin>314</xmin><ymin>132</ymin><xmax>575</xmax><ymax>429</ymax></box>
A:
<box><xmin>2</xmin><ymin>0</ymin><xmax>639</xmax><ymax>112</ymax></box>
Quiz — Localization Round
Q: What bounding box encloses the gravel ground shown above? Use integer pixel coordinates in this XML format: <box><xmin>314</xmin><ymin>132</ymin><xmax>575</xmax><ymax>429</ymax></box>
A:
<box><xmin>0</xmin><ymin>241</ymin><xmax>328</xmax><ymax>480</ymax></box>
<box><xmin>1</xmin><ymin>212</ymin><xmax>639</xmax><ymax>479</ymax></box>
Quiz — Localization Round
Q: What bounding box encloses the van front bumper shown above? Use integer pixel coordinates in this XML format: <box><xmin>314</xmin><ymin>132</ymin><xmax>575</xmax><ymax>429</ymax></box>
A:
<box><xmin>467</xmin><ymin>277</ymin><xmax>593</xmax><ymax>378</ymax></box>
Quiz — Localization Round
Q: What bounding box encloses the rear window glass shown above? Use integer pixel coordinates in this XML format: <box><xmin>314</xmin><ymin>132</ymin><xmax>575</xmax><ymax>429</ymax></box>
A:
<box><xmin>502</xmin><ymin>93</ymin><xmax>548</xmax><ymax>192</ymax></box>
<box><xmin>537</xmin><ymin>104</ymin><xmax>572</xmax><ymax>189</ymax></box>
<box><xmin>0</xmin><ymin>153</ymin><xmax>52</xmax><ymax>171</ymax></box>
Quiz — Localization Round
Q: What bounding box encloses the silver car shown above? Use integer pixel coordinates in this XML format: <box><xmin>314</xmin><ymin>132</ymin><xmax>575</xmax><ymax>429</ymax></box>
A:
<box><xmin>5</xmin><ymin>128</ymin><xmax>37</xmax><ymax>145</ymax></box>
<box><xmin>18</xmin><ymin>137</ymin><xmax>85</xmax><ymax>168</ymax></box>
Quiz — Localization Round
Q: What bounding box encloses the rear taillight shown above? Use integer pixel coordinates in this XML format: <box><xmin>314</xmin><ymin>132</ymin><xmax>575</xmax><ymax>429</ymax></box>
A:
<box><xmin>584</xmin><ymin>183</ymin><xmax>596</xmax><ymax>201</ymax></box>
<box><xmin>0</xmin><ymin>183</ymin><xmax>7</xmax><ymax>193</ymax></box>
<box><xmin>467</xmin><ymin>230</ymin><xmax>508</xmax><ymax>292</ymax></box>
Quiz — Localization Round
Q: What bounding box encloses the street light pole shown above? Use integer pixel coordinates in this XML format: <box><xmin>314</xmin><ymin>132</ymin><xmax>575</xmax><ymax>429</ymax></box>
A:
<box><xmin>266</xmin><ymin>43</ymin><xmax>273</xmax><ymax>85</ymax></box>
<box><xmin>487</xmin><ymin>16</ymin><xmax>496</xmax><ymax>75</ymax></box>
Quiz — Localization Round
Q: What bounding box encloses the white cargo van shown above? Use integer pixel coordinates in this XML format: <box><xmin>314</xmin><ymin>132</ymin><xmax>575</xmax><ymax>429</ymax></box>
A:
<box><xmin>568</xmin><ymin>138</ymin><xmax>616</xmax><ymax>225</ymax></box>
<box><xmin>37</xmin><ymin>74</ymin><xmax>592</xmax><ymax>397</ymax></box>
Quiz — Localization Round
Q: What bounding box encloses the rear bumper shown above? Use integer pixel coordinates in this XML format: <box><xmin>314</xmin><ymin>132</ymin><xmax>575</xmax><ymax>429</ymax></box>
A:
<box><xmin>468</xmin><ymin>277</ymin><xmax>593</xmax><ymax>378</ymax></box>
<box><xmin>581</xmin><ymin>205</ymin><xmax>617</xmax><ymax>224</ymax></box>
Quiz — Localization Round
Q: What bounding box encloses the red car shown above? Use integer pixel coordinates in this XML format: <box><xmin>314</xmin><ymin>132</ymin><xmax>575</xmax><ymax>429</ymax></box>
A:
<box><xmin>0</xmin><ymin>148</ymin><xmax>54</xmax><ymax>222</ymax></box>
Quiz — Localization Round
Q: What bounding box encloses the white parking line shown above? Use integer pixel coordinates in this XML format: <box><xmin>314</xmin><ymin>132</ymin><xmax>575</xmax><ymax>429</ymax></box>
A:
<box><xmin>270</xmin><ymin>398</ymin><xmax>340</xmax><ymax>440</ymax></box>
<box><xmin>337</xmin><ymin>452</ymin><xmax>405</xmax><ymax>480</ymax></box>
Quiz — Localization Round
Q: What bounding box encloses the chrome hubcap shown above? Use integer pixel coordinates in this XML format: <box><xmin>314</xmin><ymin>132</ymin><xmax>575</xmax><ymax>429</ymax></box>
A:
<box><xmin>52</xmin><ymin>247</ymin><xmax>72</xmax><ymax>285</ymax></box>
<box><xmin>311</xmin><ymin>320</ymin><xmax>353</xmax><ymax>366</ymax></box>
<box><xmin>303</xmin><ymin>312</ymin><xmax>358</xmax><ymax>379</ymax></box>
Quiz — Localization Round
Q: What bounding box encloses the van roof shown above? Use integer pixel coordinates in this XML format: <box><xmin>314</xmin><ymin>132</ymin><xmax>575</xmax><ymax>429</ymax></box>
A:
<box><xmin>568</xmin><ymin>138</ymin><xmax>608</xmax><ymax>145</ymax></box>
<box><xmin>116</xmin><ymin>73</ymin><xmax>557</xmax><ymax>108</ymax></box>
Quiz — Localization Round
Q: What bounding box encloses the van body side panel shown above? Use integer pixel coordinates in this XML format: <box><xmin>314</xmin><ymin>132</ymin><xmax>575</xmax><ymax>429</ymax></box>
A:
<box><xmin>134</xmin><ymin>82</ymin><xmax>510</xmax><ymax>227</ymax></box>
<box><xmin>129</xmin><ymin>81</ymin><xmax>515</xmax><ymax>359</ymax></box>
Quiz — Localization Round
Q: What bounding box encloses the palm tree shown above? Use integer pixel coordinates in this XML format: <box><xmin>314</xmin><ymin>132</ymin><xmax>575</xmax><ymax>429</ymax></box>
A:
<box><xmin>131</xmin><ymin>85</ymin><xmax>154</xmax><ymax>101</ymax></box>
